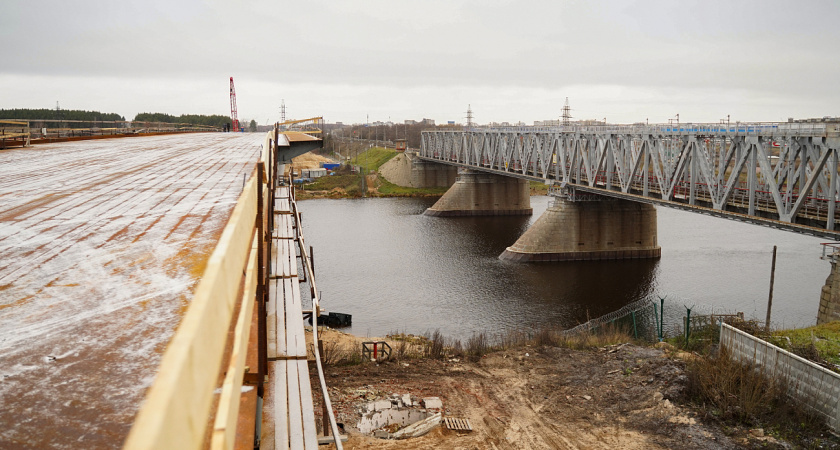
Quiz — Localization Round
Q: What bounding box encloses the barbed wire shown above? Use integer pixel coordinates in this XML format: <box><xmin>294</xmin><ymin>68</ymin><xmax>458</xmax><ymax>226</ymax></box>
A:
<box><xmin>561</xmin><ymin>296</ymin><xmax>655</xmax><ymax>337</ymax></box>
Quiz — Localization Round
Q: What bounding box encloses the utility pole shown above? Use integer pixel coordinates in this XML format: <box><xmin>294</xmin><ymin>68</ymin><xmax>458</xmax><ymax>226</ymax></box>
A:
<box><xmin>765</xmin><ymin>245</ymin><xmax>777</xmax><ymax>332</ymax></box>
<box><xmin>561</xmin><ymin>97</ymin><xmax>571</xmax><ymax>126</ymax></box>
<box><xmin>280</xmin><ymin>99</ymin><xmax>286</xmax><ymax>125</ymax></box>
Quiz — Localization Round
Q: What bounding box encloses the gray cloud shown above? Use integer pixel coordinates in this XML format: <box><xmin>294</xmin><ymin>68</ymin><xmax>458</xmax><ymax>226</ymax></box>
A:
<box><xmin>1</xmin><ymin>0</ymin><xmax>838</xmax><ymax>124</ymax></box>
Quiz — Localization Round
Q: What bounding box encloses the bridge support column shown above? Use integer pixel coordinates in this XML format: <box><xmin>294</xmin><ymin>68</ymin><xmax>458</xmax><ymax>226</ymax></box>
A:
<box><xmin>410</xmin><ymin>155</ymin><xmax>457</xmax><ymax>188</ymax></box>
<box><xmin>425</xmin><ymin>170</ymin><xmax>532</xmax><ymax>216</ymax></box>
<box><xmin>818</xmin><ymin>258</ymin><xmax>840</xmax><ymax>324</ymax></box>
<box><xmin>500</xmin><ymin>194</ymin><xmax>660</xmax><ymax>262</ymax></box>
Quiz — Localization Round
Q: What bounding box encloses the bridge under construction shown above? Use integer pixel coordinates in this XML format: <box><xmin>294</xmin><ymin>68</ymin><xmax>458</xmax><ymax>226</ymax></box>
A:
<box><xmin>0</xmin><ymin>129</ymin><xmax>340</xmax><ymax>449</ymax></box>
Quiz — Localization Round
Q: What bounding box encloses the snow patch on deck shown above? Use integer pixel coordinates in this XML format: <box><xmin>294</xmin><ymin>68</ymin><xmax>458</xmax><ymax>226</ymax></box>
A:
<box><xmin>0</xmin><ymin>133</ymin><xmax>263</xmax><ymax>448</ymax></box>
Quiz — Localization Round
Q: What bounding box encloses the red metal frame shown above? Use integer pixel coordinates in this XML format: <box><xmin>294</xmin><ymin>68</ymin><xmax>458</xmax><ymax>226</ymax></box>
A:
<box><xmin>229</xmin><ymin>77</ymin><xmax>240</xmax><ymax>132</ymax></box>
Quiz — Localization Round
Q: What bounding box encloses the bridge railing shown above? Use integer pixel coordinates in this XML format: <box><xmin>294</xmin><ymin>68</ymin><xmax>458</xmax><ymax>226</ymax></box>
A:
<box><xmin>123</xmin><ymin>126</ymin><xmax>342</xmax><ymax>449</ymax></box>
<box><xmin>124</xmin><ymin>161</ymin><xmax>266</xmax><ymax>449</ymax></box>
<box><xmin>0</xmin><ymin>118</ymin><xmax>221</xmax><ymax>142</ymax></box>
<box><xmin>457</xmin><ymin>121</ymin><xmax>836</xmax><ymax>137</ymax></box>
<box><xmin>0</xmin><ymin>119</ymin><xmax>30</xmax><ymax>148</ymax></box>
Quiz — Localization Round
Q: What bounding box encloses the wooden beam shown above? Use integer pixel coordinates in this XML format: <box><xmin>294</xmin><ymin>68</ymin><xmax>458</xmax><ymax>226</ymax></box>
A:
<box><xmin>124</xmin><ymin>169</ymin><xmax>259</xmax><ymax>450</ymax></box>
<box><xmin>210</xmin><ymin>235</ymin><xmax>260</xmax><ymax>450</ymax></box>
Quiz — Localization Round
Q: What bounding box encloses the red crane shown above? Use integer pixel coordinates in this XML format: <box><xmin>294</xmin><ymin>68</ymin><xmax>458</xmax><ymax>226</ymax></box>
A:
<box><xmin>229</xmin><ymin>77</ymin><xmax>240</xmax><ymax>132</ymax></box>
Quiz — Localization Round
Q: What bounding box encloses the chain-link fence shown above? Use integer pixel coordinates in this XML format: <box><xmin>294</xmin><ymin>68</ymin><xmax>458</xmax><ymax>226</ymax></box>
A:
<box><xmin>562</xmin><ymin>295</ymin><xmax>747</xmax><ymax>345</ymax></box>
<box><xmin>562</xmin><ymin>296</ymin><xmax>661</xmax><ymax>341</ymax></box>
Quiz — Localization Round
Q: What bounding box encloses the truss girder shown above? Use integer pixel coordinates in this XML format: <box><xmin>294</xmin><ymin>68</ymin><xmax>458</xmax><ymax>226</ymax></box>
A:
<box><xmin>420</xmin><ymin>130</ymin><xmax>840</xmax><ymax>232</ymax></box>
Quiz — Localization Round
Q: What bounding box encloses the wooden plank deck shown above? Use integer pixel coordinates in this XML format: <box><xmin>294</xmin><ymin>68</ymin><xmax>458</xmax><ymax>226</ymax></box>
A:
<box><xmin>265</xmin><ymin>186</ymin><xmax>318</xmax><ymax>449</ymax></box>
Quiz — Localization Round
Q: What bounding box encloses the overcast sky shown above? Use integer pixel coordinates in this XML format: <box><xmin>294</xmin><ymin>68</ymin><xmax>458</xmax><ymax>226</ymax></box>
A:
<box><xmin>2</xmin><ymin>0</ymin><xmax>839</xmax><ymax>125</ymax></box>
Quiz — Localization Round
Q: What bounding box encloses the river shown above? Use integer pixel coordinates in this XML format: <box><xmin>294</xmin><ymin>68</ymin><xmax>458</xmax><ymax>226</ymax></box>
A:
<box><xmin>298</xmin><ymin>195</ymin><xmax>828</xmax><ymax>340</ymax></box>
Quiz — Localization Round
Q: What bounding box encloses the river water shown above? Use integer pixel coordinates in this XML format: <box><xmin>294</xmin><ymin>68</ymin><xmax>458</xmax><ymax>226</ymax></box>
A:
<box><xmin>298</xmin><ymin>196</ymin><xmax>828</xmax><ymax>340</ymax></box>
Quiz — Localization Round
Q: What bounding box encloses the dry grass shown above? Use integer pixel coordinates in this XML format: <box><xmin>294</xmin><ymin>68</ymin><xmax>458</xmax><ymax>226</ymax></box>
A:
<box><xmin>686</xmin><ymin>346</ymin><xmax>783</xmax><ymax>422</ymax></box>
<box><xmin>320</xmin><ymin>339</ymin><xmax>364</xmax><ymax>366</ymax></box>
<box><xmin>425</xmin><ymin>330</ymin><xmax>446</xmax><ymax>359</ymax></box>
<box><xmin>531</xmin><ymin>323</ymin><xmax>634</xmax><ymax>350</ymax></box>
<box><xmin>684</xmin><ymin>346</ymin><xmax>833</xmax><ymax>445</ymax></box>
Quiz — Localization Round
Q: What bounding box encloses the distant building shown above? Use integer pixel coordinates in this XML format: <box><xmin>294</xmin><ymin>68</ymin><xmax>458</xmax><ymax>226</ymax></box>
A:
<box><xmin>789</xmin><ymin>117</ymin><xmax>840</xmax><ymax>123</ymax></box>
<box><xmin>404</xmin><ymin>119</ymin><xmax>417</xmax><ymax>125</ymax></box>
<box><xmin>577</xmin><ymin>119</ymin><xmax>604</xmax><ymax>126</ymax></box>
<box><xmin>534</xmin><ymin>119</ymin><xmax>561</xmax><ymax>127</ymax></box>
<box><xmin>421</xmin><ymin>118</ymin><xmax>435</xmax><ymax>126</ymax></box>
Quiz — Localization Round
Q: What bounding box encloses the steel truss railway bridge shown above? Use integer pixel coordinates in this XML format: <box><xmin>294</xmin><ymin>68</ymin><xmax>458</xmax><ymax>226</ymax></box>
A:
<box><xmin>420</xmin><ymin>122</ymin><xmax>840</xmax><ymax>238</ymax></box>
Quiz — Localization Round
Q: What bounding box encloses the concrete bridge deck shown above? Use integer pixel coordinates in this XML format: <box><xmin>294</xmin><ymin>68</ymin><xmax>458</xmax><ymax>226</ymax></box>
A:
<box><xmin>0</xmin><ymin>133</ymin><xmax>260</xmax><ymax>447</ymax></box>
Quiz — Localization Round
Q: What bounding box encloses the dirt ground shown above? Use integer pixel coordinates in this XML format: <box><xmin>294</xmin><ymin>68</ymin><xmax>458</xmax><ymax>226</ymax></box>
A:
<box><xmin>288</xmin><ymin>152</ymin><xmax>336</xmax><ymax>172</ymax></box>
<box><xmin>308</xmin><ymin>330</ymin><xmax>798</xmax><ymax>450</ymax></box>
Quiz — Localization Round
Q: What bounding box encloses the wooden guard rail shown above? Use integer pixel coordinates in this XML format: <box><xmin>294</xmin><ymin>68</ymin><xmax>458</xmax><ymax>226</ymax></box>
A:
<box><xmin>123</xmin><ymin>126</ymin><xmax>343</xmax><ymax>449</ymax></box>
<box><xmin>123</xmin><ymin>127</ymin><xmax>342</xmax><ymax>449</ymax></box>
<box><xmin>124</xmin><ymin>165</ymin><xmax>262</xmax><ymax>449</ymax></box>
<box><xmin>0</xmin><ymin>120</ymin><xmax>31</xmax><ymax>148</ymax></box>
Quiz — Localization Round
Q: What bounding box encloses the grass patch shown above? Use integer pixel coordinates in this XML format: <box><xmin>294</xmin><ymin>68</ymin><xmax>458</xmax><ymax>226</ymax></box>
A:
<box><xmin>321</xmin><ymin>339</ymin><xmax>365</xmax><ymax>366</ymax></box>
<box><xmin>306</xmin><ymin>173</ymin><xmax>361</xmax><ymax>191</ymax></box>
<box><xmin>529</xmin><ymin>180</ymin><xmax>549</xmax><ymax>195</ymax></box>
<box><xmin>768</xmin><ymin>321</ymin><xmax>840</xmax><ymax>370</ymax></box>
<box><xmin>376</xmin><ymin>177</ymin><xmax>449</xmax><ymax>196</ymax></box>
<box><xmin>351</xmin><ymin>146</ymin><xmax>399</xmax><ymax>173</ymax></box>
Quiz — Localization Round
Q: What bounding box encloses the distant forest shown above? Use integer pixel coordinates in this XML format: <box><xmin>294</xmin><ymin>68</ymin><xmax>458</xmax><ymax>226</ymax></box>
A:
<box><xmin>0</xmin><ymin>109</ymin><xmax>232</xmax><ymax>128</ymax></box>
<box><xmin>133</xmin><ymin>112</ymin><xmax>231</xmax><ymax>128</ymax></box>
<box><xmin>0</xmin><ymin>108</ymin><xmax>125</xmax><ymax>121</ymax></box>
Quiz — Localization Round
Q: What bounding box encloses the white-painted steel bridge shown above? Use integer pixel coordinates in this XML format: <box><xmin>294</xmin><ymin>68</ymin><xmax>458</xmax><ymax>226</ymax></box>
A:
<box><xmin>420</xmin><ymin>122</ymin><xmax>840</xmax><ymax>238</ymax></box>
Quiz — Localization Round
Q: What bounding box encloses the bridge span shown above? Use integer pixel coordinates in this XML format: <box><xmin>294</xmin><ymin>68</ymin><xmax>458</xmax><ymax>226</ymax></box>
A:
<box><xmin>420</xmin><ymin>122</ymin><xmax>840</xmax><ymax>238</ymax></box>
<box><xmin>0</xmin><ymin>130</ymin><xmax>340</xmax><ymax>449</ymax></box>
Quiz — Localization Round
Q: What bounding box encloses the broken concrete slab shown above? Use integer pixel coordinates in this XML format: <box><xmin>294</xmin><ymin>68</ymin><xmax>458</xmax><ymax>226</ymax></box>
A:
<box><xmin>373</xmin><ymin>399</ymin><xmax>392</xmax><ymax>411</ymax></box>
<box><xmin>391</xmin><ymin>412</ymin><xmax>442</xmax><ymax>439</ymax></box>
<box><xmin>422</xmin><ymin>397</ymin><xmax>442</xmax><ymax>409</ymax></box>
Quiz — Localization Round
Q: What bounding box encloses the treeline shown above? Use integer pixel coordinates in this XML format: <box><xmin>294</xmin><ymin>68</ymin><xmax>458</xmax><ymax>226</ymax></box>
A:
<box><xmin>0</xmin><ymin>108</ymin><xmax>125</xmax><ymax>121</ymax></box>
<box><xmin>329</xmin><ymin>122</ymin><xmax>455</xmax><ymax>150</ymax></box>
<box><xmin>133</xmin><ymin>112</ymin><xmax>230</xmax><ymax>128</ymax></box>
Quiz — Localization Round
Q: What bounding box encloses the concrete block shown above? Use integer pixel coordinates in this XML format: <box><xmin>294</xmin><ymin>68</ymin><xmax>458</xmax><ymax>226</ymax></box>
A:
<box><xmin>422</xmin><ymin>397</ymin><xmax>443</xmax><ymax>409</ymax></box>
<box><xmin>373</xmin><ymin>399</ymin><xmax>392</xmax><ymax>411</ymax></box>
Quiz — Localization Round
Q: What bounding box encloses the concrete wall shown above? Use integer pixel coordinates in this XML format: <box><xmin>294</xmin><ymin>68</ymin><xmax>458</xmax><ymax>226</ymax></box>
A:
<box><xmin>425</xmin><ymin>170</ymin><xmax>532</xmax><ymax>217</ymax></box>
<box><xmin>500</xmin><ymin>197</ymin><xmax>660</xmax><ymax>262</ymax></box>
<box><xmin>720</xmin><ymin>323</ymin><xmax>840</xmax><ymax>432</ymax></box>
<box><xmin>818</xmin><ymin>258</ymin><xmax>840</xmax><ymax>324</ymax></box>
<box><xmin>379</xmin><ymin>152</ymin><xmax>456</xmax><ymax>188</ymax></box>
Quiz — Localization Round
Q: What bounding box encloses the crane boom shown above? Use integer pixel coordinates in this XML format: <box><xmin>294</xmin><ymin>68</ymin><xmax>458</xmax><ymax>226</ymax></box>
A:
<box><xmin>229</xmin><ymin>77</ymin><xmax>240</xmax><ymax>132</ymax></box>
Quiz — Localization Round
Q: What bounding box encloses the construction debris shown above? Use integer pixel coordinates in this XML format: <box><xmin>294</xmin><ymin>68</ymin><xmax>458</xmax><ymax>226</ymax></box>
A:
<box><xmin>443</xmin><ymin>417</ymin><xmax>473</xmax><ymax>432</ymax></box>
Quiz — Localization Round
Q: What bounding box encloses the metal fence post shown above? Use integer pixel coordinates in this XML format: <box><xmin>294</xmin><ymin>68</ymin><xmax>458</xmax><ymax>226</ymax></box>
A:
<box><xmin>659</xmin><ymin>296</ymin><xmax>665</xmax><ymax>341</ymax></box>
<box><xmin>684</xmin><ymin>306</ymin><xmax>692</xmax><ymax>347</ymax></box>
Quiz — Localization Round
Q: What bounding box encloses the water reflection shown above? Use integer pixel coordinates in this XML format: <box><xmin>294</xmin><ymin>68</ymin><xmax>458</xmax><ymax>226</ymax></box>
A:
<box><xmin>299</xmin><ymin>196</ymin><xmax>671</xmax><ymax>339</ymax></box>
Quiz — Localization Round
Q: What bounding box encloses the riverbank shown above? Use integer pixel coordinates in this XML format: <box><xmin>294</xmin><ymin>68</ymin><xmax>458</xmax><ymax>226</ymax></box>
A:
<box><xmin>310</xmin><ymin>327</ymin><xmax>839</xmax><ymax>449</ymax></box>
<box><xmin>292</xmin><ymin>147</ymin><xmax>549</xmax><ymax>200</ymax></box>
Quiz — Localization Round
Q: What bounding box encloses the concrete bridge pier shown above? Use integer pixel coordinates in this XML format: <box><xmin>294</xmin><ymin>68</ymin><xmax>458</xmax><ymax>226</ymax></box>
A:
<box><xmin>425</xmin><ymin>169</ymin><xmax>532</xmax><ymax>217</ymax></box>
<box><xmin>500</xmin><ymin>191</ymin><xmax>660</xmax><ymax>262</ymax></box>
<box><xmin>818</xmin><ymin>257</ymin><xmax>840</xmax><ymax>324</ymax></box>
<box><xmin>410</xmin><ymin>156</ymin><xmax>457</xmax><ymax>188</ymax></box>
